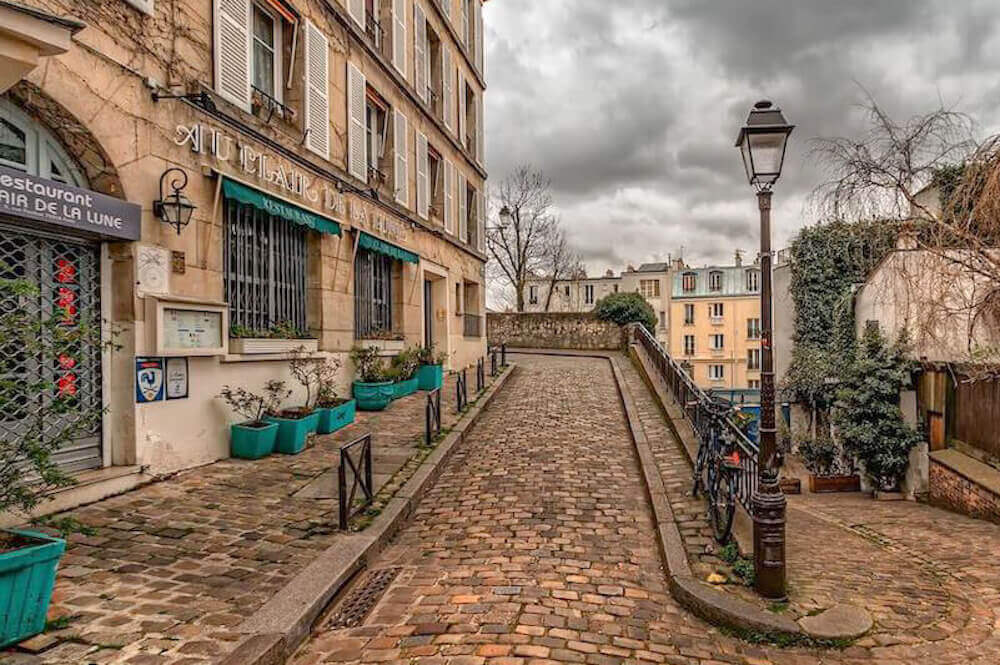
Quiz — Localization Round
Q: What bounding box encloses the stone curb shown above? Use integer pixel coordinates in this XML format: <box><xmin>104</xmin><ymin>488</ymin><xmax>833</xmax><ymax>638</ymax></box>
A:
<box><xmin>217</xmin><ymin>363</ymin><xmax>518</xmax><ymax>665</ymax></box>
<box><xmin>605</xmin><ymin>353</ymin><xmax>802</xmax><ymax>639</ymax></box>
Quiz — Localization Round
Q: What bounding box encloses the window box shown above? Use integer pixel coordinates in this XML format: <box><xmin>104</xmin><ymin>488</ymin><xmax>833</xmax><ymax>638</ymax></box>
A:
<box><xmin>0</xmin><ymin>530</ymin><xmax>66</xmax><ymax>648</ymax></box>
<box><xmin>229</xmin><ymin>338</ymin><xmax>319</xmax><ymax>355</ymax></box>
<box><xmin>357</xmin><ymin>339</ymin><xmax>406</xmax><ymax>354</ymax></box>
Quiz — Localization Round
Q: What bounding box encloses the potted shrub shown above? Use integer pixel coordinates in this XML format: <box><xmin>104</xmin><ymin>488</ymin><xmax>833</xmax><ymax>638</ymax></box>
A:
<box><xmin>310</xmin><ymin>354</ymin><xmax>356</xmax><ymax>435</ymax></box>
<box><xmin>229</xmin><ymin>321</ymin><xmax>319</xmax><ymax>355</ymax></box>
<box><xmin>351</xmin><ymin>346</ymin><xmax>394</xmax><ymax>411</ymax></box>
<box><xmin>390</xmin><ymin>346</ymin><xmax>420</xmax><ymax>399</ymax></box>
<box><xmin>416</xmin><ymin>344</ymin><xmax>448</xmax><ymax>391</ymax></box>
<box><xmin>218</xmin><ymin>380</ymin><xmax>289</xmax><ymax>459</ymax></box>
<box><xmin>265</xmin><ymin>346</ymin><xmax>321</xmax><ymax>454</ymax></box>
<box><xmin>0</xmin><ymin>278</ymin><xmax>112</xmax><ymax>647</ymax></box>
<box><xmin>799</xmin><ymin>432</ymin><xmax>860</xmax><ymax>493</ymax></box>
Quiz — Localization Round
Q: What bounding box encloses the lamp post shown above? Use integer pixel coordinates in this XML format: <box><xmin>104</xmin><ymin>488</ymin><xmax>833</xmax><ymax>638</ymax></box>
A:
<box><xmin>734</xmin><ymin>100</ymin><xmax>794</xmax><ymax>600</ymax></box>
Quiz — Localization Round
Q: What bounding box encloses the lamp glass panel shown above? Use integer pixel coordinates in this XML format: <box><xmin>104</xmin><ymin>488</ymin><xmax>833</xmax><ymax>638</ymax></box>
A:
<box><xmin>748</xmin><ymin>132</ymin><xmax>786</xmax><ymax>182</ymax></box>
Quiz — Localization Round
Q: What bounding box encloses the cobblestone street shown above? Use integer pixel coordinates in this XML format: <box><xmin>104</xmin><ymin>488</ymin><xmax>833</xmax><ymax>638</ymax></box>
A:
<box><xmin>292</xmin><ymin>354</ymin><xmax>1000</xmax><ymax>665</ymax></box>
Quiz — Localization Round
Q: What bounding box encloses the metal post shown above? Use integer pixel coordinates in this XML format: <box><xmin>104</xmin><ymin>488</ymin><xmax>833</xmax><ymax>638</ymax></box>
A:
<box><xmin>752</xmin><ymin>189</ymin><xmax>787</xmax><ymax>600</ymax></box>
<box><xmin>501</xmin><ymin>343</ymin><xmax>507</xmax><ymax>366</ymax></box>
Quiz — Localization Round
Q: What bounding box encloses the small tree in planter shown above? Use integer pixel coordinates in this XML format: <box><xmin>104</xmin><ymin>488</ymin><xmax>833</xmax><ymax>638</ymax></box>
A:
<box><xmin>798</xmin><ymin>430</ymin><xmax>859</xmax><ymax>492</ymax></box>
<box><xmin>416</xmin><ymin>343</ymin><xmax>449</xmax><ymax>390</ymax></box>
<box><xmin>218</xmin><ymin>380</ymin><xmax>290</xmax><ymax>459</ymax></box>
<box><xmin>390</xmin><ymin>346</ymin><xmax>421</xmax><ymax>398</ymax></box>
<box><xmin>834</xmin><ymin>326</ymin><xmax>921</xmax><ymax>493</ymax></box>
<box><xmin>0</xmin><ymin>277</ymin><xmax>116</xmax><ymax>647</ymax></box>
<box><xmin>351</xmin><ymin>346</ymin><xmax>394</xmax><ymax>411</ymax></box>
<box><xmin>266</xmin><ymin>346</ymin><xmax>325</xmax><ymax>454</ymax></box>
<box><xmin>310</xmin><ymin>355</ymin><xmax>356</xmax><ymax>435</ymax></box>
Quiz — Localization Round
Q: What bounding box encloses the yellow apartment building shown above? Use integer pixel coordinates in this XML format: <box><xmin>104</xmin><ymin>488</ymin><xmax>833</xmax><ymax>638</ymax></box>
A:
<box><xmin>669</xmin><ymin>262</ymin><xmax>762</xmax><ymax>394</ymax></box>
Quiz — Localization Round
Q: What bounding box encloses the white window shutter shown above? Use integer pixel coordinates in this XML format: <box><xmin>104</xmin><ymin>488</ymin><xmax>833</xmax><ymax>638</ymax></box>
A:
<box><xmin>303</xmin><ymin>21</ymin><xmax>330</xmax><ymax>159</ymax></box>
<box><xmin>414</xmin><ymin>3</ymin><xmax>428</xmax><ymax>104</ymax></box>
<box><xmin>415</xmin><ymin>131</ymin><xmax>429</xmax><ymax>219</ymax></box>
<box><xmin>457</xmin><ymin>73</ymin><xmax>466</xmax><ymax>147</ymax></box>
<box><xmin>444</xmin><ymin>159</ymin><xmax>454</xmax><ymax>233</ymax></box>
<box><xmin>457</xmin><ymin>171</ymin><xmax>467</xmax><ymax>242</ymax></box>
<box><xmin>461</xmin><ymin>0</ymin><xmax>470</xmax><ymax>46</ymax></box>
<box><xmin>474</xmin><ymin>0</ymin><xmax>483</xmax><ymax>71</ymax></box>
<box><xmin>393</xmin><ymin>109</ymin><xmax>409</xmax><ymax>206</ymax></box>
<box><xmin>347</xmin><ymin>63</ymin><xmax>367</xmax><ymax>181</ymax></box>
<box><xmin>348</xmin><ymin>0</ymin><xmax>365</xmax><ymax>28</ymax></box>
<box><xmin>442</xmin><ymin>48</ymin><xmax>453</xmax><ymax>131</ymax></box>
<box><xmin>476</xmin><ymin>190</ymin><xmax>484</xmax><ymax>251</ymax></box>
<box><xmin>441</xmin><ymin>0</ymin><xmax>451</xmax><ymax>20</ymax></box>
<box><xmin>214</xmin><ymin>0</ymin><xmax>252</xmax><ymax>111</ymax></box>
<box><xmin>392</xmin><ymin>0</ymin><xmax>407</xmax><ymax>76</ymax></box>
<box><xmin>475</xmin><ymin>93</ymin><xmax>483</xmax><ymax>163</ymax></box>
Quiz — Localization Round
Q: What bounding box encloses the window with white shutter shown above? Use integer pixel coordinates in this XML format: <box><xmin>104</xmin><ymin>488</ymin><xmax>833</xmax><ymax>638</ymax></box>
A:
<box><xmin>440</xmin><ymin>0</ymin><xmax>450</xmax><ymax>21</ymax></box>
<box><xmin>474</xmin><ymin>0</ymin><xmax>483</xmax><ymax>72</ymax></box>
<box><xmin>303</xmin><ymin>20</ymin><xmax>329</xmax><ymax>159</ymax></box>
<box><xmin>457</xmin><ymin>172</ymin><xmax>467</xmax><ymax>242</ymax></box>
<box><xmin>347</xmin><ymin>63</ymin><xmax>368</xmax><ymax>181</ymax></box>
<box><xmin>214</xmin><ymin>0</ymin><xmax>252</xmax><ymax>111</ymax></box>
<box><xmin>392</xmin><ymin>0</ymin><xmax>406</xmax><ymax>76</ymax></box>
<box><xmin>476</xmin><ymin>190</ymin><xmax>484</xmax><ymax>251</ymax></box>
<box><xmin>442</xmin><ymin>48</ymin><xmax>453</xmax><ymax>131</ymax></box>
<box><xmin>414</xmin><ymin>3</ymin><xmax>428</xmax><ymax>104</ymax></box>
<box><xmin>415</xmin><ymin>130</ymin><xmax>429</xmax><ymax>219</ymax></box>
<box><xmin>475</xmin><ymin>93</ymin><xmax>483</xmax><ymax>163</ymax></box>
<box><xmin>444</xmin><ymin>159</ymin><xmax>454</xmax><ymax>233</ymax></box>
<box><xmin>457</xmin><ymin>73</ymin><xmax>466</xmax><ymax>147</ymax></box>
<box><xmin>461</xmin><ymin>0</ymin><xmax>470</xmax><ymax>46</ymax></box>
<box><xmin>348</xmin><ymin>0</ymin><xmax>365</xmax><ymax>28</ymax></box>
<box><xmin>393</xmin><ymin>109</ymin><xmax>409</xmax><ymax>206</ymax></box>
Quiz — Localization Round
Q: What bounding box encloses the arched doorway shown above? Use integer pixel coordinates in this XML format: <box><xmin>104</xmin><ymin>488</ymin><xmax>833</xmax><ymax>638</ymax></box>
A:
<box><xmin>0</xmin><ymin>98</ymin><xmax>105</xmax><ymax>473</ymax></box>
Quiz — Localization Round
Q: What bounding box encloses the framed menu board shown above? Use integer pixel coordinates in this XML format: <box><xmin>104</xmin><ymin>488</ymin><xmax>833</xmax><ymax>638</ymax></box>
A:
<box><xmin>146</xmin><ymin>296</ymin><xmax>228</xmax><ymax>356</ymax></box>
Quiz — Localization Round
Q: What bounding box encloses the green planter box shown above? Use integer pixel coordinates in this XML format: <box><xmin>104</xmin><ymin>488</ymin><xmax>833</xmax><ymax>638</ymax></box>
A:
<box><xmin>230</xmin><ymin>421</ymin><xmax>278</xmax><ymax>459</ymax></box>
<box><xmin>417</xmin><ymin>364</ymin><xmax>443</xmax><ymax>391</ymax></box>
<box><xmin>316</xmin><ymin>399</ymin><xmax>356</xmax><ymax>434</ymax></box>
<box><xmin>264</xmin><ymin>414</ymin><xmax>313</xmax><ymax>454</ymax></box>
<box><xmin>304</xmin><ymin>411</ymin><xmax>320</xmax><ymax>433</ymax></box>
<box><xmin>353</xmin><ymin>380</ymin><xmax>394</xmax><ymax>411</ymax></box>
<box><xmin>392</xmin><ymin>377</ymin><xmax>419</xmax><ymax>399</ymax></box>
<box><xmin>0</xmin><ymin>530</ymin><xmax>66</xmax><ymax>648</ymax></box>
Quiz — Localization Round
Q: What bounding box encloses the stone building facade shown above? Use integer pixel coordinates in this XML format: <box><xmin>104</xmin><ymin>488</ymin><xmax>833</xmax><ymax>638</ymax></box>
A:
<box><xmin>669</xmin><ymin>262</ymin><xmax>762</xmax><ymax>394</ymax></box>
<box><xmin>0</xmin><ymin>0</ymin><xmax>487</xmax><ymax>506</ymax></box>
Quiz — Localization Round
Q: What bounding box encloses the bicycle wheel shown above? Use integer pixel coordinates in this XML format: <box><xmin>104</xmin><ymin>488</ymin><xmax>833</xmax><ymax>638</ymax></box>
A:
<box><xmin>692</xmin><ymin>443</ymin><xmax>709</xmax><ymax>497</ymax></box>
<box><xmin>708</xmin><ymin>469</ymin><xmax>736</xmax><ymax>544</ymax></box>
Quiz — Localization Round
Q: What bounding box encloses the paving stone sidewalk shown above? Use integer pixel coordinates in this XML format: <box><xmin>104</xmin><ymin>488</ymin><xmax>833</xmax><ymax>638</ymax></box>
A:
<box><xmin>1</xmin><ymin>369</ymin><xmax>497</xmax><ymax>665</ymax></box>
<box><xmin>617</xmin><ymin>351</ymin><xmax>1000</xmax><ymax>663</ymax></box>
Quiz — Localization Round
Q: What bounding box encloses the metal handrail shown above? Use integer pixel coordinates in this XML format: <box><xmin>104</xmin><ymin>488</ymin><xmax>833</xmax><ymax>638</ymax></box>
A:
<box><xmin>628</xmin><ymin>323</ymin><xmax>760</xmax><ymax>514</ymax></box>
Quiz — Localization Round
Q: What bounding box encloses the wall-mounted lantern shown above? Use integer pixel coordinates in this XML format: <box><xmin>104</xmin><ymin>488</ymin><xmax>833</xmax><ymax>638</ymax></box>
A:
<box><xmin>153</xmin><ymin>168</ymin><xmax>196</xmax><ymax>235</ymax></box>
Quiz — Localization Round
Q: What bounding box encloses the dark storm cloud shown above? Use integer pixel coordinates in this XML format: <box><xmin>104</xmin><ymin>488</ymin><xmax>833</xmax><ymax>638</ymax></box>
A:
<box><xmin>483</xmin><ymin>0</ymin><xmax>1000</xmax><ymax>275</ymax></box>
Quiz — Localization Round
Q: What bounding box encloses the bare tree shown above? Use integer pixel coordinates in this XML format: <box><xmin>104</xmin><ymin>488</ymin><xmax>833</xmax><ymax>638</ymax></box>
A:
<box><xmin>541</xmin><ymin>226</ymin><xmax>584</xmax><ymax>312</ymax></box>
<box><xmin>812</xmin><ymin>94</ymin><xmax>1000</xmax><ymax>368</ymax></box>
<box><xmin>486</xmin><ymin>165</ymin><xmax>558</xmax><ymax>312</ymax></box>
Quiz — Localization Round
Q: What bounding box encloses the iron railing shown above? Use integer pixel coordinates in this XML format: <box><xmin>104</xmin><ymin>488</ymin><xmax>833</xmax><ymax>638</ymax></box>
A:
<box><xmin>338</xmin><ymin>433</ymin><xmax>374</xmax><ymax>530</ymax></box>
<box><xmin>456</xmin><ymin>368</ymin><xmax>468</xmax><ymax>412</ymax></box>
<box><xmin>628</xmin><ymin>323</ymin><xmax>760</xmax><ymax>514</ymax></box>
<box><xmin>476</xmin><ymin>357</ymin><xmax>485</xmax><ymax>391</ymax></box>
<box><xmin>463</xmin><ymin>313</ymin><xmax>482</xmax><ymax>337</ymax></box>
<box><xmin>425</xmin><ymin>388</ymin><xmax>441</xmax><ymax>445</ymax></box>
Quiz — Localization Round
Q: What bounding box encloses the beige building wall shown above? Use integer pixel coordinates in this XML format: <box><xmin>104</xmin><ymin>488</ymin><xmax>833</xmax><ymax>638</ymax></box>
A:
<box><xmin>0</xmin><ymin>0</ymin><xmax>488</xmax><ymax>478</ymax></box>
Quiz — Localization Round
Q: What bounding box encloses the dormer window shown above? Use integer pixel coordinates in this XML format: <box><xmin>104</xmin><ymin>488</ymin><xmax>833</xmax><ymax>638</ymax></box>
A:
<box><xmin>682</xmin><ymin>272</ymin><xmax>697</xmax><ymax>292</ymax></box>
<box><xmin>709</xmin><ymin>270</ymin><xmax>723</xmax><ymax>291</ymax></box>
<box><xmin>746</xmin><ymin>269</ymin><xmax>760</xmax><ymax>292</ymax></box>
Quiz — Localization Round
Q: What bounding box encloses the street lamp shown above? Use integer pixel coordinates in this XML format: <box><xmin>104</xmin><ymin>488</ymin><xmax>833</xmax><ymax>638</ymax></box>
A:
<box><xmin>153</xmin><ymin>167</ymin><xmax>197</xmax><ymax>235</ymax></box>
<box><xmin>735</xmin><ymin>99</ymin><xmax>793</xmax><ymax>600</ymax></box>
<box><xmin>498</xmin><ymin>205</ymin><xmax>512</xmax><ymax>230</ymax></box>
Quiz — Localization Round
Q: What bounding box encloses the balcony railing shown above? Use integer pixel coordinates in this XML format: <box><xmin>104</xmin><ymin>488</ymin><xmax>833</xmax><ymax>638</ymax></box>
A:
<box><xmin>627</xmin><ymin>323</ymin><xmax>759</xmax><ymax>515</ymax></box>
<box><xmin>463</xmin><ymin>313</ymin><xmax>482</xmax><ymax>337</ymax></box>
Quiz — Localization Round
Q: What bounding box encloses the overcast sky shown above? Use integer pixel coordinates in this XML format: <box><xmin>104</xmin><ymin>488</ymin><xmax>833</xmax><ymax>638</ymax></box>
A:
<box><xmin>482</xmin><ymin>0</ymin><xmax>1000</xmax><ymax>274</ymax></box>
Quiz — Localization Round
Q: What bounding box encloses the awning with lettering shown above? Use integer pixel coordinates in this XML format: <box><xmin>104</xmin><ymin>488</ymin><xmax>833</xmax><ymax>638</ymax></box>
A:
<box><xmin>222</xmin><ymin>178</ymin><xmax>340</xmax><ymax>235</ymax></box>
<box><xmin>357</xmin><ymin>231</ymin><xmax>419</xmax><ymax>264</ymax></box>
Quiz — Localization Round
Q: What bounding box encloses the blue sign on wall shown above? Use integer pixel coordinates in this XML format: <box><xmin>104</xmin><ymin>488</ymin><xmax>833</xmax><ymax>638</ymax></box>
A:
<box><xmin>135</xmin><ymin>357</ymin><xmax>165</xmax><ymax>403</ymax></box>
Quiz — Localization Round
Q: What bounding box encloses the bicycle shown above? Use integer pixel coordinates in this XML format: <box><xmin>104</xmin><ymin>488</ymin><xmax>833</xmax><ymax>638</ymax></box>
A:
<box><xmin>692</xmin><ymin>400</ymin><xmax>741</xmax><ymax>544</ymax></box>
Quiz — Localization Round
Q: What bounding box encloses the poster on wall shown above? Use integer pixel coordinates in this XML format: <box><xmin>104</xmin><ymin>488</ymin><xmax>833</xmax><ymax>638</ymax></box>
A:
<box><xmin>135</xmin><ymin>357</ymin><xmax>165</xmax><ymax>403</ymax></box>
<box><xmin>165</xmin><ymin>357</ymin><xmax>189</xmax><ymax>400</ymax></box>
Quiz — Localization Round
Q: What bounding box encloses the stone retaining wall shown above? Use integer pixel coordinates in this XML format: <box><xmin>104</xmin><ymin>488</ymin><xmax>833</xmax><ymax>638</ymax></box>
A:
<box><xmin>486</xmin><ymin>312</ymin><xmax>625</xmax><ymax>350</ymax></box>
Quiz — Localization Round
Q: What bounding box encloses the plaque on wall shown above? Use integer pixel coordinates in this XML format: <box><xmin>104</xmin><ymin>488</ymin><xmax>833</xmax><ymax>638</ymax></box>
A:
<box><xmin>135</xmin><ymin>357</ymin><xmax>165</xmax><ymax>403</ymax></box>
<box><xmin>165</xmin><ymin>357</ymin><xmax>189</xmax><ymax>400</ymax></box>
<box><xmin>163</xmin><ymin>308</ymin><xmax>223</xmax><ymax>351</ymax></box>
<box><xmin>137</xmin><ymin>244</ymin><xmax>170</xmax><ymax>296</ymax></box>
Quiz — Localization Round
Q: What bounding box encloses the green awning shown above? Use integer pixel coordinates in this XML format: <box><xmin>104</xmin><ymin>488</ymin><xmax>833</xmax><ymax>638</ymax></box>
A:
<box><xmin>222</xmin><ymin>178</ymin><xmax>341</xmax><ymax>235</ymax></box>
<box><xmin>357</xmin><ymin>231</ymin><xmax>419</xmax><ymax>264</ymax></box>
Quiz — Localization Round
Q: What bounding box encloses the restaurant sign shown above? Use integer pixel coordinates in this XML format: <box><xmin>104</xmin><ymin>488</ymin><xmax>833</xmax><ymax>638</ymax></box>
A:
<box><xmin>350</xmin><ymin>196</ymin><xmax>413</xmax><ymax>245</ymax></box>
<box><xmin>174</xmin><ymin>123</ymin><xmax>347</xmax><ymax>219</ymax></box>
<box><xmin>0</xmin><ymin>165</ymin><xmax>141</xmax><ymax>240</ymax></box>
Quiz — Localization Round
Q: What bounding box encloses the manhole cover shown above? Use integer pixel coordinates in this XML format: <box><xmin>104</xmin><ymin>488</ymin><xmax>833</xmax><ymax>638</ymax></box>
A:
<box><xmin>325</xmin><ymin>567</ymin><xmax>403</xmax><ymax>628</ymax></box>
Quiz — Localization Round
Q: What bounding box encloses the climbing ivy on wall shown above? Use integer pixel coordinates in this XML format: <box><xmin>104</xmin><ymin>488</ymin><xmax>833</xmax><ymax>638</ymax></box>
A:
<box><xmin>782</xmin><ymin>219</ymin><xmax>899</xmax><ymax>411</ymax></box>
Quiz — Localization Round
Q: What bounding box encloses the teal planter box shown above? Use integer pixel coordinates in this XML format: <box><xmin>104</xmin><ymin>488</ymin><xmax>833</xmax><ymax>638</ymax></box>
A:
<box><xmin>0</xmin><ymin>530</ymin><xmax>66</xmax><ymax>648</ymax></box>
<box><xmin>304</xmin><ymin>411</ymin><xmax>320</xmax><ymax>433</ymax></box>
<box><xmin>392</xmin><ymin>377</ymin><xmax>419</xmax><ymax>399</ymax></box>
<box><xmin>265</xmin><ymin>414</ymin><xmax>312</xmax><ymax>454</ymax></box>
<box><xmin>230</xmin><ymin>421</ymin><xmax>278</xmax><ymax>459</ymax></box>
<box><xmin>316</xmin><ymin>399</ymin><xmax>356</xmax><ymax>434</ymax></box>
<box><xmin>417</xmin><ymin>364</ymin><xmax>443</xmax><ymax>391</ymax></box>
<box><xmin>353</xmin><ymin>380</ymin><xmax>394</xmax><ymax>411</ymax></box>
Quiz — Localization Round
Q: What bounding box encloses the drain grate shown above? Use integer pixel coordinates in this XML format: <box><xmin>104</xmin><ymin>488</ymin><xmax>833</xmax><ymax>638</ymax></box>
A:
<box><xmin>325</xmin><ymin>567</ymin><xmax>403</xmax><ymax>628</ymax></box>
